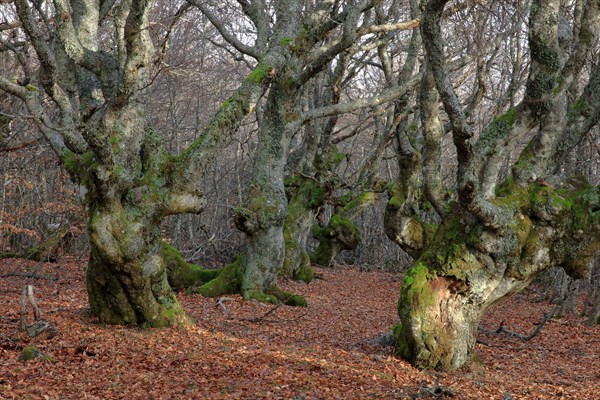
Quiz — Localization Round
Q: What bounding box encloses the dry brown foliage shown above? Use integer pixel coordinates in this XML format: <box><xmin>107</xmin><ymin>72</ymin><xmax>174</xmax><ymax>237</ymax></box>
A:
<box><xmin>1</xmin><ymin>258</ymin><xmax>599</xmax><ymax>399</ymax></box>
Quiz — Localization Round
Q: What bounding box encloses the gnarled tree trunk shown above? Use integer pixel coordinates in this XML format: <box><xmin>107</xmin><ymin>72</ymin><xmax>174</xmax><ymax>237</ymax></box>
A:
<box><xmin>86</xmin><ymin>204</ymin><xmax>185</xmax><ymax>326</ymax></box>
<box><xmin>2</xmin><ymin>0</ymin><xmax>271</xmax><ymax>326</ymax></box>
<box><xmin>311</xmin><ymin>191</ymin><xmax>378</xmax><ymax>267</ymax></box>
<box><xmin>234</xmin><ymin>64</ymin><xmax>301</xmax><ymax>303</ymax></box>
<box><xmin>395</xmin><ymin>182</ymin><xmax>600</xmax><ymax>369</ymax></box>
<box><xmin>387</xmin><ymin>0</ymin><xmax>600</xmax><ymax>371</ymax></box>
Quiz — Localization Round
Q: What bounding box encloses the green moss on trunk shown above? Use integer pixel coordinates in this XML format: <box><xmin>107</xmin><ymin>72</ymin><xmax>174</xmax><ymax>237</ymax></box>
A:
<box><xmin>310</xmin><ymin>191</ymin><xmax>377</xmax><ymax>267</ymax></box>
<box><xmin>197</xmin><ymin>255</ymin><xmax>244</xmax><ymax>297</ymax></box>
<box><xmin>292</xmin><ymin>258</ymin><xmax>314</xmax><ymax>282</ymax></box>
<box><xmin>267</xmin><ymin>286</ymin><xmax>307</xmax><ymax>306</ymax></box>
<box><xmin>161</xmin><ymin>242</ymin><xmax>221</xmax><ymax>290</ymax></box>
<box><xmin>86</xmin><ymin>205</ymin><xmax>190</xmax><ymax>328</ymax></box>
<box><xmin>394</xmin><ymin>179</ymin><xmax>600</xmax><ymax>371</ymax></box>
<box><xmin>311</xmin><ymin>213</ymin><xmax>359</xmax><ymax>267</ymax></box>
<box><xmin>282</xmin><ymin>190</ymin><xmax>315</xmax><ymax>282</ymax></box>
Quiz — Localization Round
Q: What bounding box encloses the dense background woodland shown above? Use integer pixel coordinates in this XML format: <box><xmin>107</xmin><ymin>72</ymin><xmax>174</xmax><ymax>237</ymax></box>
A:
<box><xmin>1</xmin><ymin>0</ymin><xmax>600</xmax><ymax>397</ymax></box>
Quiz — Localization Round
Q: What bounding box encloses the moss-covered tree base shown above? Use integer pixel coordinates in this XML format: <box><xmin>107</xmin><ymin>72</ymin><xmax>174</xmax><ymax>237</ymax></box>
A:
<box><xmin>266</xmin><ymin>286</ymin><xmax>308</xmax><ymax>306</ymax></box>
<box><xmin>162</xmin><ymin>242</ymin><xmax>221</xmax><ymax>290</ymax></box>
<box><xmin>162</xmin><ymin>242</ymin><xmax>308</xmax><ymax>306</ymax></box>
<box><xmin>291</xmin><ymin>259</ymin><xmax>314</xmax><ymax>283</ymax></box>
<box><xmin>196</xmin><ymin>255</ymin><xmax>244</xmax><ymax>297</ymax></box>
<box><xmin>87</xmin><ymin>251</ymin><xmax>190</xmax><ymax>328</ymax></box>
<box><xmin>184</xmin><ymin>253</ymin><xmax>308</xmax><ymax>306</ymax></box>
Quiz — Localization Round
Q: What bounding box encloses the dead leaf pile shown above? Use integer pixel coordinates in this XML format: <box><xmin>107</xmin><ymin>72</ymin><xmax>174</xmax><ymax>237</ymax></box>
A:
<box><xmin>1</xmin><ymin>258</ymin><xmax>599</xmax><ymax>399</ymax></box>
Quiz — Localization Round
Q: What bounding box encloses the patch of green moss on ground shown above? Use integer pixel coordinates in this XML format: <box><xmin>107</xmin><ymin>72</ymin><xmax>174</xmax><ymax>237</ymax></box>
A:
<box><xmin>19</xmin><ymin>346</ymin><xmax>53</xmax><ymax>362</ymax></box>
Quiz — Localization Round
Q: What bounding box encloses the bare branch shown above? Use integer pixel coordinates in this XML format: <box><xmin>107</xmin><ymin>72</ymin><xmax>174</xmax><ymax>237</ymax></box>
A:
<box><xmin>0</xmin><ymin>75</ymin><xmax>30</xmax><ymax>99</ymax></box>
<box><xmin>357</xmin><ymin>18</ymin><xmax>420</xmax><ymax>35</ymax></box>
<box><xmin>236</xmin><ymin>0</ymin><xmax>269</xmax><ymax>52</ymax></box>
<box><xmin>421</xmin><ymin>0</ymin><xmax>472</xmax><ymax>160</ymax></box>
<box><xmin>156</xmin><ymin>3</ymin><xmax>192</xmax><ymax>64</ymax></box>
<box><xmin>186</xmin><ymin>0</ymin><xmax>261</xmax><ymax>59</ymax></box>
<box><xmin>165</xmin><ymin>67</ymin><xmax>270</xmax><ymax>210</ymax></box>
<box><xmin>493</xmin><ymin>304</ymin><xmax>559</xmax><ymax>341</ymax></box>
<box><xmin>53</xmin><ymin>0</ymin><xmax>113</xmax><ymax>76</ymax></box>
<box><xmin>293</xmin><ymin>75</ymin><xmax>420</xmax><ymax>130</ymax></box>
<box><xmin>296</xmin><ymin>0</ymin><xmax>375</xmax><ymax>85</ymax></box>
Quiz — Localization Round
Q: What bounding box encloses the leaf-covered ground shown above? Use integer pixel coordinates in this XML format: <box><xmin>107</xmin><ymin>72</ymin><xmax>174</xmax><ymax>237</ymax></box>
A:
<box><xmin>1</xmin><ymin>257</ymin><xmax>599</xmax><ymax>399</ymax></box>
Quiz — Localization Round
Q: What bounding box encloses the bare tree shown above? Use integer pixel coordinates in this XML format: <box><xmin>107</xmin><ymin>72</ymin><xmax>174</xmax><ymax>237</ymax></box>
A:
<box><xmin>386</xmin><ymin>0</ymin><xmax>600</xmax><ymax>370</ymax></box>
<box><xmin>0</xmin><ymin>0</ymin><xmax>270</xmax><ymax>326</ymax></box>
<box><xmin>188</xmin><ymin>0</ymin><xmax>420</xmax><ymax>304</ymax></box>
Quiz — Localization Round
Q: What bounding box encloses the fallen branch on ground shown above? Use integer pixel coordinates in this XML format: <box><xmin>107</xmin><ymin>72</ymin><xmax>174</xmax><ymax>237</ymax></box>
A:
<box><xmin>484</xmin><ymin>304</ymin><xmax>559</xmax><ymax>341</ymax></box>
<box><xmin>0</xmin><ymin>271</ymin><xmax>56</xmax><ymax>280</ymax></box>
<box><xmin>19</xmin><ymin>285</ymin><xmax>59</xmax><ymax>340</ymax></box>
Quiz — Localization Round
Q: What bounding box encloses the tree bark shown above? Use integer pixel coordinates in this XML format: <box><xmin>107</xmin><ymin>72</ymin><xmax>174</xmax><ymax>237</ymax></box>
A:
<box><xmin>282</xmin><ymin>188</ymin><xmax>316</xmax><ymax>282</ymax></box>
<box><xmin>311</xmin><ymin>191</ymin><xmax>379</xmax><ymax>267</ymax></box>
<box><xmin>86</xmin><ymin>202</ymin><xmax>187</xmax><ymax>327</ymax></box>
<box><xmin>394</xmin><ymin>181</ymin><xmax>600</xmax><ymax>370</ymax></box>
<box><xmin>234</xmin><ymin>75</ymin><xmax>300</xmax><ymax>303</ymax></box>
<box><xmin>389</xmin><ymin>0</ymin><xmax>600</xmax><ymax>371</ymax></box>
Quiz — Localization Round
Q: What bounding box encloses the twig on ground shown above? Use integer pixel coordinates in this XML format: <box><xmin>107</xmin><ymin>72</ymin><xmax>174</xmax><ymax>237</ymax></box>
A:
<box><xmin>480</xmin><ymin>304</ymin><xmax>559</xmax><ymax>341</ymax></box>
<box><xmin>215</xmin><ymin>297</ymin><xmax>234</xmax><ymax>316</ymax></box>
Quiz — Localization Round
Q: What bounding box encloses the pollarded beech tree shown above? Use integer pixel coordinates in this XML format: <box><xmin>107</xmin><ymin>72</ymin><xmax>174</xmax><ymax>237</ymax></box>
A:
<box><xmin>0</xmin><ymin>0</ymin><xmax>271</xmax><ymax>326</ymax></box>
<box><xmin>310</xmin><ymin>0</ymin><xmax>423</xmax><ymax>268</ymax></box>
<box><xmin>386</xmin><ymin>0</ymin><xmax>600</xmax><ymax>370</ymax></box>
<box><xmin>188</xmin><ymin>0</ymin><xmax>420</xmax><ymax>303</ymax></box>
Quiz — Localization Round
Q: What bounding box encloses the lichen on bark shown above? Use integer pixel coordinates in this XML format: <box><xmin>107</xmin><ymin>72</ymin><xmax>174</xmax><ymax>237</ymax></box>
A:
<box><xmin>394</xmin><ymin>178</ymin><xmax>600</xmax><ymax>370</ymax></box>
<box><xmin>311</xmin><ymin>191</ymin><xmax>378</xmax><ymax>267</ymax></box>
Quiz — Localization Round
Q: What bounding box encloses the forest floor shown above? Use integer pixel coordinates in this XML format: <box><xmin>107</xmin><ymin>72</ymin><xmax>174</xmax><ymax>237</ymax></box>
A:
<box><xmin>1</xmin><ymin>257</ymin><xmax>599</xmax><ymax>399</ymax></box>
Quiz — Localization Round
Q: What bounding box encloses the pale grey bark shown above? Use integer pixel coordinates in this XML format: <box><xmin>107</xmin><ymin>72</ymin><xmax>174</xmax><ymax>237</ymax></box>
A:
<box><xmin>390</xmin><ymin>0</ymin><xmax>600</xmax><ymax>371</ymax></box>
<box><xmin>193</xmin><ymin>0</ymin><xmax>424</xmax><ymax>301</ymax></box>
<box><xmin>0</xmin><ymin>0</ymin><xmax>275</xmax><ymax>325</ymax></box>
